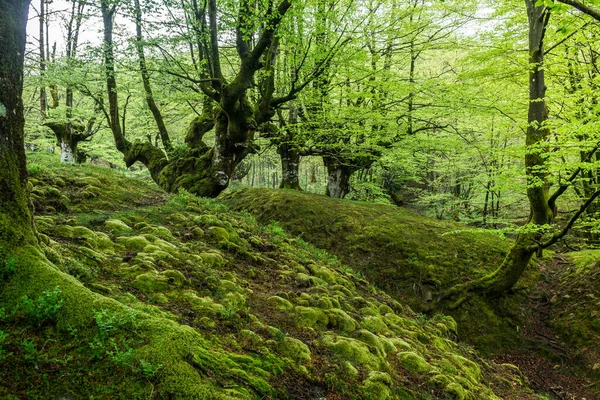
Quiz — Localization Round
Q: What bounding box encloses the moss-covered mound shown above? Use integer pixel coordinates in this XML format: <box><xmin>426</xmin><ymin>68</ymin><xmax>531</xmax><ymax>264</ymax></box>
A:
<box><xmin>0</xmin><ymin>154</ymin><xmax>542</xmax><ymax>399</ymax></box>
<box><xmin>549</xmin><ymin>251</ymin><xmax>600</xmax><ymax>385</ymax></box>
<box><xmin>222</xmin><ymin>188</ymin><xmax>543</xmax><ymax>352</ymax></box>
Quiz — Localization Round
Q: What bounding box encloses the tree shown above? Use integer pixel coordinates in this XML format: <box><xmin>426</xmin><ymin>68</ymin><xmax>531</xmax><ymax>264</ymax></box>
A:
<box><xmin>442</xmin><ymin>0</ymin><xmax>600</xmax><ymax>306</ymax></box>
<box><xmin>43</xmin><ymin>0</ymin><xmax>99</xmax><ymax>163</ymax></box>
<box><xmin>0</xmin><ymin>0</ymin><xmax>37</xmax><ymax>250</ymax></box>
<box><xmin>98</xmin><ymin>0</ymin><xmax>312</xmax><ymax>197</ymax></box>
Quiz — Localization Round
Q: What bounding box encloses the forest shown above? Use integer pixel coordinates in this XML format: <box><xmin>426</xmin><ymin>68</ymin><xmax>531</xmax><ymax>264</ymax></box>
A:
<box><xmin>2</xmin><ymin>0</ymin><xmax>600</xmax><ymax>398</ymax></box>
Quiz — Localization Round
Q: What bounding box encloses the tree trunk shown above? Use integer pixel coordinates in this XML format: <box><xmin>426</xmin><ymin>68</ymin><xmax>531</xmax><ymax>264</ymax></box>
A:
<box><xmin>0</xmin><ymin>0</ymin><xmax>37</xmax><ymax>250</ymax></box>
<box><xmin>324</xmin><ymin>157</ymin><xmax>354</xmax><ymax>199</ymax></box>
<box><xmin>44</xmin><ymin>121</ymin><xmax>86</xmax><ymax>164</ymax></box>
<box><xmin>38</xmin><ymin>0</ymin><xmax>47</xmax><ymax>121</ymax></box>
<box><xmin>440</xmin><ymin>1</ymin><xmax>551</xmax><ymax>306</ymax></box>
<box><xmin>278</xmin><ymin>142</ymin><xmax>301</xmax><ymax>190</ymax></box>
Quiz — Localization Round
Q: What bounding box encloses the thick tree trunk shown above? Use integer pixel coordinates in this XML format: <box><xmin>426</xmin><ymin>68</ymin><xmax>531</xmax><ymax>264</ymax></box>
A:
<box><xmin>278</xmin><ymin>143</ymin><xmax>301</xmax><ymax>190</ymax></box>
<box><xmin>44</xmin><ymin>121</ymin><xmax>86</xmax><ymax>164</ymax></box>
<box><xmin>324</xmin><ymin>157</ymin><xmax>354</xmax><ymax>199</ymax></box>
<box><xmin>0</xmin><ymin>0</ymin><xmax>37</xmax><ymax>249</ymax></box>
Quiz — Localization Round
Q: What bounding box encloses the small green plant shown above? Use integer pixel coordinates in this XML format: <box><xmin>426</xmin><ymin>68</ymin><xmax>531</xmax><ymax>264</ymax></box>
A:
<box><xmin>0</xmin><ymin>256</ymin><xmax>17</xmax><ymax>280</ymax></box>
<box><xmin>20</xmin><ymin>287</ymin><xmax>64</xmax><ymax>326</ymax></box>
<box><xmin>138</xmin><ymin>359</ymin><xmax>163</xmax><ymax>379</ymax></box>
<box><xmin>0</xmin><ymin>330</ymin><xmax>12</xmax><ymax>362</ymax></box>
<box><xmin>21</xmin><ymin>339</ymin><xmax>37</xmax><ymax>362</ymax></box>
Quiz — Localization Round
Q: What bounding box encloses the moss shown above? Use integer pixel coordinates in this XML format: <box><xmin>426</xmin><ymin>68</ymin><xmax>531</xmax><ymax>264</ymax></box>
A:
<box><xmin>294</xmin><ymin>306</ymin><xmax>329</xmax><ymax>329</ymax></box>
<box><xmin>445</xmin><ymin>382</ymin><xmax>468</xmax><ymax>400</ymax></box>
<box><xmin>162</xmin><ymin>270</ymin><xmax>187</xmax><ymax>286</ymax></box>
<box><xmin>267</xmin><ymin>295</ymin><xmax>293</xmax><ymax>310</ymax></box>
<box><xmin>362</xmin><ymin>316</ymin><xmax>389</xmax><ymax>334</ymax></box>
<box><xmin>353</xmin><ymin>330</ymin><xmax>387</xmax><ymax>356</ymax></box>
<box><xmin>199</xmin><ymin>252</ymin><xmax>226</xmax><ymax>268</ymax></box>
<box><xmin>131</xmin><ymin>272</ymin><xmax>170</xmax><ymax>292</ymax></box>
<box><xmin>319</xmin><ymin>334</ymin><xmax>386</xmax><ymax>371</ymax></box>
<box><xmin>397</xmin><ymin>351</ymin><xmax>431</xmax><ymax>373</ymax></box>
<box><xmin>278</xmin><ymin>336</ymin><xmax>311</xmax><ymax>364</ymax></box>
<box><xmin>105</xmin><ymin>219</ymin><xmax>132</xmax><ymax>234</ymax></box>
<box><xmin>239</xmin><ymin>329</ymin><xmax>264</xmax><ymax>349</ymax></box>
<box><xmin>209</xmin><ymin>226</ymin><xmax>230</xmax><ymax>242</ymax></box>
<box><xmin>325</xmin><ymin>308</ymin><xmax>357</xmax><ymax>332</ymax></box>
<box><xmin>117</xmin><ymin>236</ymin><xmax>151</xmax><ymax>252</ymax></box>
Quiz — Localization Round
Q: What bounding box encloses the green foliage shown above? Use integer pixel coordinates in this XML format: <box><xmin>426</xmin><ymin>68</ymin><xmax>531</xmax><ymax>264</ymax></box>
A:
<box><xmin>0</xmin><ymin>256</ymin><xmax>17</xmax><ymax>281</ymax></box>
<box><xmin>20</xmin><ymin>287</ymin><xmax>64</xmax><ymax>326</ymax></box>
<box><xmin>0</xmin><ymin>330</ymin><xmax>12</xmax><ymax>362</ymax></box>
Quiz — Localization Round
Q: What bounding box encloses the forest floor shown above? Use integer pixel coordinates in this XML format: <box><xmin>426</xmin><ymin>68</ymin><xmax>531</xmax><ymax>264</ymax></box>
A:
<box><xmin>493</xmin><ymin>254</ymin><xmax>598</xmax><ymax>400</ymax></box>
<box><xmin>2</xmin><ymin>153</ymin><xmax>599</xmax><ymax>399</ymax></box>
<box><xmin>224</xmin><ymin>187</ymin><xmax>600</xmax><ymax>400</ymax></box>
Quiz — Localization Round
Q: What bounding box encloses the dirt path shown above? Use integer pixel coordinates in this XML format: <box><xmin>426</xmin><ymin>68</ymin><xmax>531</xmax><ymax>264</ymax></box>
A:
<box><xmin>493</xmin><ymin>255</ymin><xmax>598</xmax><ymax>400</ymax></box>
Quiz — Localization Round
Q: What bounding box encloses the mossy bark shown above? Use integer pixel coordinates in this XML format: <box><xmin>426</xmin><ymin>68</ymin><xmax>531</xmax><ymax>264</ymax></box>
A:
<box><xmin>323</xmin><ymin>156</ymin><xmax>362</xmax><ymax>199</ymax></box>
<box><xmin>0</xmin><ymin>0</ymin><xmax>37</xmax><ymax>250</ymax></box>
<box><xmin>99</xmin><ymin>0</ymin><xmax>290</xmax><ymax>198</ymax></box>
<box><xmin>44</xmin><ymin>121</ymin><xmax>88</xmax><ymax>163</ymax></box>
<box><xmin>278</xmin><ymin>142</ymin><xmax>302</xmax><ymax>190</ymax></box>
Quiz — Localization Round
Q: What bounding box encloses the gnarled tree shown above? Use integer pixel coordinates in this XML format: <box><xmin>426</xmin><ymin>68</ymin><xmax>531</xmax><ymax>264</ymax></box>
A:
<box><xmin>99</xmin><ymin>0</ymin><xmax>324</xmax><ymax>197</ymax></box>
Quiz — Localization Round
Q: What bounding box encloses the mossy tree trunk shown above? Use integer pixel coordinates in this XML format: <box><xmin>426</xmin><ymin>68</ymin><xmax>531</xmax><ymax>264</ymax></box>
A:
<box><xmin>100</xmin><ymin>0</ymin><xmax>299</xmax><ymax>198</ymax></box>
<box><xmin>323</xmin><ymin>157</ymin><xmax>355</xmax><ymax>199</ymax></box>
<box><xmin>0</xmin><ymin>0</ymin><xmax>38</xmax><ymax>250</ymax></box>
<box><xmin>276</xmin><ymin>104</ymin><xmax>302</xmax><ymax>190</ymax></box>
<box><xmin>279</xmin><ymin>143</ymin><xmax>302</xmax><ymax>190</ymax></box>
<box><xmin>441</xmin><ymin>1</ymin><xmax>552</xmax><ymax>305</ymax></box>
<box><xmin>440</xmin><ymin>1</ymin><xmax>600</xmax><ymax>305</ymax></box>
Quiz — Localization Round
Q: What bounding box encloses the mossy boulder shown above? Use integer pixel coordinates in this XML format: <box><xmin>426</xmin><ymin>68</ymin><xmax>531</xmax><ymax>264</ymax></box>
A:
<box><xmin>397</xmin><ymin>351</ymin><xmax>431</xmax><ymax>373</ymax></box>
<box><xmin>278</xmin><ymin>337</ymin><xmax>311</xmax><ymax>364</ymax></box>
<box><xmin>117</xmin><ymin>236</ymin><xmax>151</xmax><ymax>251</ymax></box>
<box><xmin>267</xmin><ymin>295</ymin><xmax>293</xmax><ymax>310</ymax></box>
<box><xmin>105</xmin><ymin>219</ymin><xmax>132</xmax><ymax>234</ymax></box>
<box><xmin>131</xmin><ymin>272</ymin><xmax>170</xmax><ymax>292</ymax></box>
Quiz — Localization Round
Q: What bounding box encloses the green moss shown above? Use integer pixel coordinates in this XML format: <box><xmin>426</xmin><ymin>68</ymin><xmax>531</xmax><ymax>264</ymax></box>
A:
<box><xmin>117</xmin><ymin>236</ymin><xmax>151</xmax><ymax>251</ymax></box>
<box><xmin>319</xmin><ymin>334</ymin><xmax>386</xmax><ymax>371</ymax></box>
<box><xmin>294</xmin><ymin>306</ymin><xmax>329</xmax><ymax>329</ymax></box>
<box><xmin>278</xmin><ymin>337</ymin><xmax>311</xmax><ymax>364</ymax></box>
<box><xmin>105</xmin><ymin>219</ymin><xmax>132</xmax><ymax>234</ymax></box>
<box><xmin>131</xmin><ymin>272</ymin><xmax>170</xmax><ymax>292</ymax></box>
<box><xmin>325</xmin><ymin>308</ymin><xmax>357</xmax><ymax>332</ymax></box>
<box><xmin>162</xmin><ymin>270</ymin><xmax>187</xmax><ymax>286</ymax></box>
<box><xmin>396</xmin><ymin>351</ymin><xmax>431</xmax><ymax>373</ymax></box>
<box><xmin>209</xmin><ymin>226</ymin><xmax>230</xmax><ymax>242</ymax></box>
<box><xmin>362</xmin><ymin>316</ymin><xmax>389</xmax><ymax>334</ymax></box>
<box><xmin>199</xmin><ymin>252</ymin><xmax>226</xmax><ymax>268</ymax></box>
<box><xmin>267</xmin><ymin>295</ymin><xmax>293</xmax><ymax>310</ymax></box>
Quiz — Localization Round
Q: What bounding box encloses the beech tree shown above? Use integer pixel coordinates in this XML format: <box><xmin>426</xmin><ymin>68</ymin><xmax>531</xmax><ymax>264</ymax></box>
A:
<box><xmin>443</xmin><ymin>0</ymin><xmax>600</xmax><ymax>305</ymax></box>
<box><xmin>97</xmin><ymin>0</ymin><xmax>353</xmax><ymax>197</ymax></box>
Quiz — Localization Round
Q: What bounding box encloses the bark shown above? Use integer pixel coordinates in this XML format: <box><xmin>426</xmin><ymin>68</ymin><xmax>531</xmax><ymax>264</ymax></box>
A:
<box><xmin>277</xmin><ymin>104</ymin><xmax>302</xmax><ymax>190</ymax></box>
<box><xmin>43</xmin><ymin>120</ymin><xmax>88</xmax><ymax>163</ymax></box>
<box><xmin>323</xmin><ymin>157</ymin><xmax>355</xmax><ymax>199</ymax></box>
<box><xmin>100</xmin><ymin>0</ymin><xmax>292</xmax><ymax>198</ymax></box>
<box><xmin>278</xmin><ymin>143</ymin><xmax>301</xmax><ymax>190</ymax></box>
<box><xmin>39</xmin><ymin>0</ymin><xmax>47</xmax><ymax>121</ymax></box>
<box><xmin>0</xmin><ymin>0</ymin><xmax>37</xmax><ymax>249</ymax></box>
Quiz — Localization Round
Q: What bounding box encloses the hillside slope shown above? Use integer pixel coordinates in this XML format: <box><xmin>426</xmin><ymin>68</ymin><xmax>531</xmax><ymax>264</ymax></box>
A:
<box><xmin>222</xmin><ymin>188</ymin><xmax>542</xmax><ymax>352</ymax></box>
<box><xmin>0</xmin><ymin>153</ymin><xmax>541</xmax><ymax>399</ymax></box>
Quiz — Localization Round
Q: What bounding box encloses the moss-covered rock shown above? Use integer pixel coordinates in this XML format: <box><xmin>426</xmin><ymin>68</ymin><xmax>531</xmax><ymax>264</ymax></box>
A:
<box><xmin>397</xmin><ymin>351</ymin><xmax>431</xmax><ymax>373</ymax></box>
<box><xmin>278</xmin><ymin>337</ymin><xmax>311</xmax><ymax>364</ymax></box>
<box><xmin>105</xmin><ymin>219</ymin><xmax>132</xmax><ymax>234</ymax></box>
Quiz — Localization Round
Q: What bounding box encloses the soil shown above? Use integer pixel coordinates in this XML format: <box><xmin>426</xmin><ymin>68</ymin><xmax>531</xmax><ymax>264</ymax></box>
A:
<box><xmin>493</xmin><ymin>255</ymin><xmax>599</xmax><ymax>400</ymax></box>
